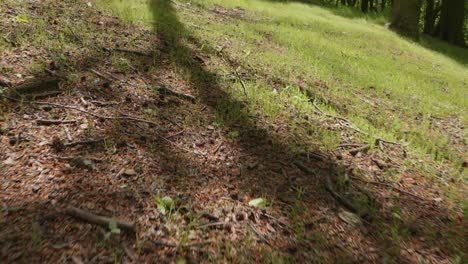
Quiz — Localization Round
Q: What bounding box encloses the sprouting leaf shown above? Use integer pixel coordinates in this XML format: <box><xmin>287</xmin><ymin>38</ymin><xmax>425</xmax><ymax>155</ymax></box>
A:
<box><xmin>155</xmin><ymin>196</ymin><xmax>174</xmax><ymax>216</ymax></box>
<box><xmin>228</xmin><ymin>131</ymin><xmax>239</xmax><ymax>138</ymax></box>
<box><xmin>109</xmin><ymin>218</ymin><xmax>121</xmax><ymax>235</ymax></box>
<box><xmin>248</xmin><ymin>197</ymin><xmax>266</xmax><ymax>208</ymax></box>
<box><xmin>161</xmin><ymin>196</ymin><xmax>174</xmax><ymax>207</ymax></box>
<box><xmin>123</xmin><ymin>169</ymin><xmax>136</xmax><ymax>176</ymax></box>
<box><xmin>157</xmin><ymin>202</ymin><xmax>166</xmax><ymax>215</ymax></box>
<box><xmin>338</xmin><ymin>211</ymin><xmax>361</xmax><ymax>227</ymax></box>
<box><xmin>15</xmin><ymin>15</ymin><xmax>30</xmax><ymax>23</ymax></box>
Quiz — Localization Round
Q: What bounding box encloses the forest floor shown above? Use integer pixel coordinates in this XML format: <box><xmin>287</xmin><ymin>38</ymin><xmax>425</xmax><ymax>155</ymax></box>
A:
<box><xmin>0</xmin><ymin>0</ymin><xmax>466</xmax><ymax>263</ymax></box>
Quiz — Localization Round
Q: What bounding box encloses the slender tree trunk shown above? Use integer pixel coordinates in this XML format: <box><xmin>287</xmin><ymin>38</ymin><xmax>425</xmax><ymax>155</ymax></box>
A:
<box><xmin>390</xmin><ymin>0</ymin><xmax>422</xmax><ymax>38</ymax></box>
<box><xmin>423</xmin><ymin>0</ymin><xmax>435</xmax><ymax>34</ymax></box>
<box><xmin>381</xmin><ymin>0</ymin><xmax>387</xmax><ymax>11</ymax></box>
<box><xmin>433</xmin><ymin>0</ymin><xmax>465</xmax><ymax>46</ymax></box>
<box><xmin>361</xmin><ymin>0</ymin><xmax>369</xmax><ymax>12</ymax></box>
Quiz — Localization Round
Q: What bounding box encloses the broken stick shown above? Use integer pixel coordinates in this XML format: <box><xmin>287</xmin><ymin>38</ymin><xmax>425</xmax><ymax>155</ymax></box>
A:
<box><xmin>156</xmin><ymin>85</ymin><xmax>196</xmax><ymax>102</ymax></box>
<box><xmin>36</xmin><ymin>119</ymin><xmax>77</xmax><ymax>126</ymax></box>
<box><xmin>65</xmin><ymin>206</ymin><xmax>135</xmax><ymax>232</ymax></box>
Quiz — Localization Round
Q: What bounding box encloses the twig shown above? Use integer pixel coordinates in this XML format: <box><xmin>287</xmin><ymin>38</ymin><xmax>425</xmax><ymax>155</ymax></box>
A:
<box><xmin>348</xmin><ymin>144</ymin><xmax>370</xmax><ymax>156</ymax></box>
<box><xmin>350</xmin><ymin>176</ymin><xmax>424</xmax><ymax>201</ymax></box>
<box><xmin>153</xmin><ymin>239</ymin><xmax>212</xmax><ymax>249</ymax></box>
<box><xmin>65</xmin><ymin>139</ymin><xmax>102</xmax><ymax>147</ymax></box>
<box><xmin>294</xmin><ymin>161</ymin><xmax>358</xmax><ymax>213</ymax></box>
<box><xmin>90</xmin><ymin>69</ymin><xmax>111</xmax><ymax>81</ymax></box>
<box><xmin>65</xmin><ymin>206</ymin><xmax>135</xmax><ymax>232</ymax></box>
<box><xmin>233</xmin><ymin>70</ymin><xmax>248</xmax><ymax>96</ymax></box>
<box><xmin>157</xmin><ymin>85</ymin><xmax>196</xmax><ymax>102</ymax></box>
<box><xmin>199</xmin><ymin>221</ymin><xmax>225</xmax><ymax>229</ymax></box>
<box><xmin>36</xmin><ymin>119</ymin><xmax>77</xmax><ymax>126</ymax></box>
<box><xmin>220</xmin><ymin>55</ymin><xmax>248</xmax><ymax>96</ymax></box>
<box><xmin>114</xmin><ymin>48</ymin><xmax>151</xmax><ymax>57</ymax></box>
<box><xmin>33</xmin><ymin>101</ymin><xmax>160</xmax><ymax>128</ymax></box>
<box><xmin>325</xmin><ymin>165</ymin><xmax>358</xmax><ymax>213</ymax></box>
<box><xmin>91</xmin><ymin>69</ymin><xmax>139</xmax><ymax>88</ymax></box>
<box><xmin>337</xmin><ymin>143</ymin><xmax>361</xmax><ymax>148</ymax></box>
<box><xmin>212</xmin><ymin>141</ymin><xmax>223</xmax><ymax>155</ymax></box>
<box><xmin>248</xmin><ymin>222</ymin><xmax>271</xmax><ymax>246</ymax></box>
<box><xmin>89</xmin><ymin>100</ymin><xmax>120</xmax><ymax>106</ymax></box>
<box><xmin>293</xmin><ymin>160</ymin><xmax>318</xmax><ymax>175</ymax></box>
<box><xmin>312</xmin><ymin>99</ymin><xmax>324</xmax><ymax>114</ymax></box>
<box><xmin>165</xmin><ymin>130</ymin><xmax>184</xmax><ymax>139</ymax></box>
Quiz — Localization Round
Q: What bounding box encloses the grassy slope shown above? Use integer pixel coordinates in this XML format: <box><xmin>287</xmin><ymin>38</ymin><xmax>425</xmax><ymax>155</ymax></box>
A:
<box><xmin>97</xmin><ymin>0</ymin><xmax>467</xmax><ymax>197</ymax></box>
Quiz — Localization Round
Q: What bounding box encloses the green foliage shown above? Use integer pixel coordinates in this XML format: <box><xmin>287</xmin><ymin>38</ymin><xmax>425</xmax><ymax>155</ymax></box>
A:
<box><xmin>248</xmin><ymin>197</ymin><xmax>267</xmax><ymax>207</ymax></box>
<box><xmin>155</xmin><ymin>195</ymin><xmax>175</xmax><ymax>216</ymax></box>
<box><xmin>228</xmin><ymin>130</ymin><xmax>240</xmax><ymax>138</ymax></box>
<box><xmin>108</xmin><ymin>218</ymin><xmax>121</xmax><ymax>235</ymax></box>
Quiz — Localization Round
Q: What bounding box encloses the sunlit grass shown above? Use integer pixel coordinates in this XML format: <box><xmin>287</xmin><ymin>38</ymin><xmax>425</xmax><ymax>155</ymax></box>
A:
<box><xmin>96</xmin><ymin>0</ymin><xmax>467</xmax><ymax>180</ymax></box>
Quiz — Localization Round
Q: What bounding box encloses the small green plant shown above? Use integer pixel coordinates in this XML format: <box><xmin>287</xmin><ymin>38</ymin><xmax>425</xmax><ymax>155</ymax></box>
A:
<box><xmin>154</xmin><ymin>195</ymin><xmax>175</xmax><ymax>217</ymax></box>
<box><xmin>228</xmin><ymin>130</ymin><xmax>240</xmax><ymax>138</ymax></box>
<box><xmin>31</xmin><ymin>220</ymin><xmax>42</xmax><ymax>248</ymax></box>
<box><xmin>248</xmin><ymin>197</ymin><xmax>266</xmax><ymax>208</ymax></box>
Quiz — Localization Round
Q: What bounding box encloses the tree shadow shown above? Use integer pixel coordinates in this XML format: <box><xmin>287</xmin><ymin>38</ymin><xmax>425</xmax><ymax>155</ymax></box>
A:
<box><xmin>418</xmin><ymin>35</ymin><xmax>468</xmax><ymax>65</ymax></box>
<box><xmin>0</xmin><ymin>0</ymin><xmax>466</xmax><ymax>262</ymax></box>
<box><xmin>144</xmin><ymin>0</ymin><xmax>467</xmax><ymax>261</ymax></box>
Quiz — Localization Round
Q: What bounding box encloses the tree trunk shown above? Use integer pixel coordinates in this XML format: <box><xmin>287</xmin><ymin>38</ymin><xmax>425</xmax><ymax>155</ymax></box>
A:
<box><xmin>381</xmin><ymin>0</ymin><xmax>387</xmax><ymax>11</ymax></box>
<box><xmin>433</xmin><ymin>0</ymin><xmax>465</xmax><ymax>46</ymax></box>
<box><xmin>390</xmin><ymin>0</ymin><xmax>422</xmax><ymax>38</ymax></box>
<box><xmin>423</xmin><ymin>0</ymin><xmax>435</xmax><ymax>34</ymax></box>
<box><xmin>361</xmin><ymin>0</ymin><xmax>369</xmax><ymax>12</ymax></box>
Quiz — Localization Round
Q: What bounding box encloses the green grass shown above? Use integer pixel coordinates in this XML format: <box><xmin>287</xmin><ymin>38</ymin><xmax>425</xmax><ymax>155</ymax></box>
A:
<box><xmin>96</xmin><ymin>0</ymin><xmax>467</xmax><ymax>188</ymax></box>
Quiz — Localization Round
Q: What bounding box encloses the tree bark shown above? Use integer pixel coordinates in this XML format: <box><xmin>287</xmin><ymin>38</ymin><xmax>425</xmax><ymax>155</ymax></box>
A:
<box><xmin>361</xmin><ymin>0</ymin><xmax>370</xmax><ymax>12</ymax></box>
<box><xmin>381</xmin><ymin>0</ymin><xmax>387</xmax><ymax>11</ymax></box>
<box><xmin>390</xmin><ymin>0</ymin><xmax>422</xmax><ymax>38</ymax></box>
<box><xmin>423</xmin><ymin>0</ymin><xmax>435</xmax><ymax>34</ymax></box>
<box><xmin>433</xmin><ymin>0</ymin><xmax>465</xmax><ymax>46</ymax></box>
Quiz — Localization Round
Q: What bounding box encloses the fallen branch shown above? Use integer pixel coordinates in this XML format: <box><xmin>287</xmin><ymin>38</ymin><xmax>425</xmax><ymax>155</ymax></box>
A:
<box><xmin>294</xmin><ymin>161</ymin><xmax>358</xmax><ymax>213</ymax></box>
<box><xmin>348</xmin><ymin>144</ymin><xmax>370</xmax><ymax>156</ymax></box>
<box><xmin>157</xmin><ymin>85</ymin><xmax>196</xmax><ymax>102</ymax></box>
<box><xmin>325</xmin><ymin>166</ymin><xmax>358</xmax><ymax>213</ymax></box>
<box><xmin>65</xmin><ymin>206</ymin><xmax>135</xmax><ymax>232</ymax></box>
<box><xmin>114</xmin><ymin>47</ymin><xmax>151</xmax><ymax>57</ymax></box>
<box><xmin>33</xmin><ymin>101</ymin><xmax>160</xmax><ymax>128</ymax></box>
<box><xmin>9</xmin><ymin>78</ymin><xmax>60</xmax><ymax>96</ymax></box>
<box><xmin>89</xmin><ymin>100</ymin><xmax>120</xmax><ymax>106</ymax></box>
<box><xmin>233</xmin><ymin>70</ymin><xmax>248</xmax><ymax>96</ymax></box>
<box><xmin>36</xmin><ymin>119</ymin><xmax>77</xmax><ymax>126</ymax></box>
<box><xmin>91</xmin><ymin>69</ymin><xmax>139</xmax><ymax>88</ymax></box>
<box><xmin>153</xmin><ymin>239</ymin><xmax>213</xmax><ymax>249</ymax></box>
<box><xmin>337</xmin><ymin>143</ymin><xmax>361</xmax><ymax>148</ymax></box>
<box><xmin>248</xmin><ymin>222</ymin><xmax>271</xmax><ymax>246</ymax></box>
<box><xmin>293</xmin><ymin>160</ymin><xmax>318</xmax><ymax>175</ymax></box>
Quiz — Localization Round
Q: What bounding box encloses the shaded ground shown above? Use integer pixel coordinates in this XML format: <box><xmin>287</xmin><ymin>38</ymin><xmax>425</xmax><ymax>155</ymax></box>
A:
<box><xmin>0</xmin><ymin>0</ymin><xmax>466</xmax><ymax>263</ymax></box>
